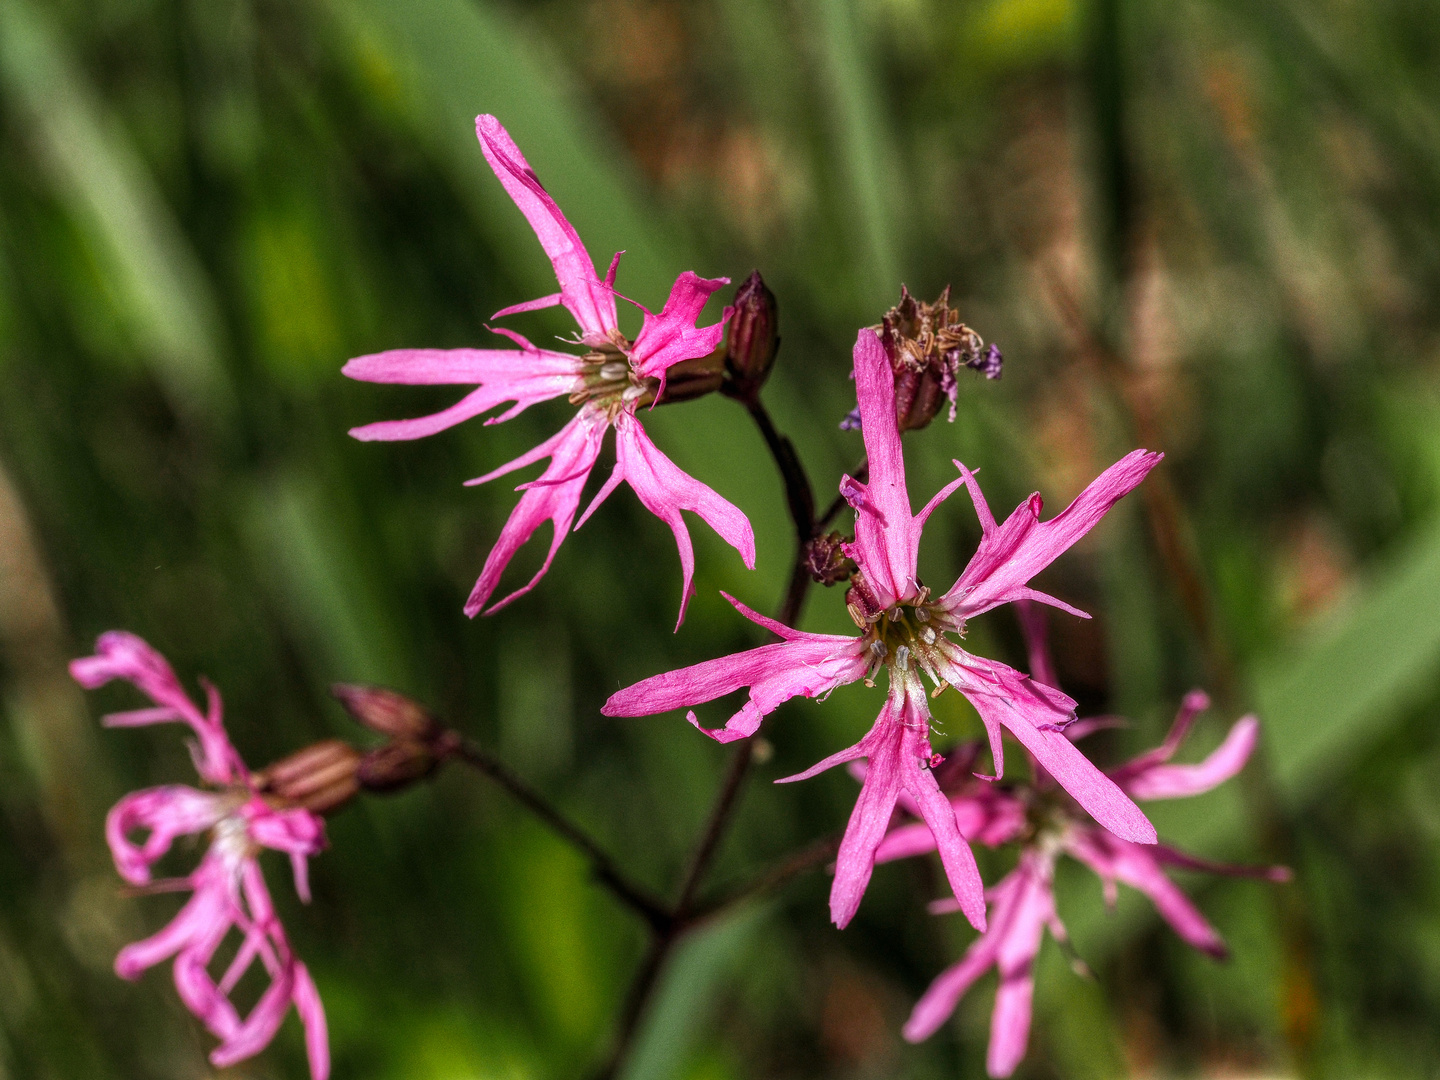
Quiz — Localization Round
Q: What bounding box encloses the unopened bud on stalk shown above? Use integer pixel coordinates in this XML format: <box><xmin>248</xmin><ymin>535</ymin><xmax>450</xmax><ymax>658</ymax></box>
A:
<box><xmin>356</xmin><ymin>731</ymin><xmax>460</xmax><ymax>793</ymax></box>
<box><xmin>255</xmin><ymin>739</ymin><xmax>362</xmax><ymax>814</ymax></box>
<box><xmin>805</xmin><ymin>531</ymin><xmax>857</xmax><ymax>586</ymax></box>
<box><xmin>869</xmin><ymin>286</ymin><xmax>1002</xmax><ymax>432</ymax></box>
<box><xmin>721</xmin><ymin>271</ymin><xmax>779</xmax><ymax>404</ymax></box>
<box><xmin>331</xmin><ymin>684</ymin><xmax>440</xmax><ymax>741</ymax></box>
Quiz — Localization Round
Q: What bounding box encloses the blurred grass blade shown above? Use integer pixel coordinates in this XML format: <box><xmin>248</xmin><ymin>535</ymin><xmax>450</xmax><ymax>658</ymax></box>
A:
<box><xmin>0</xmin><ymin>0</ymin><xmax>232</xmax><ymax>427</ymax></box>
<box><xmin>619</xmin><ymin>905</ymin><xmax>770</xmax><ymax>1080</ymax></box>
<box><xmin>810</xmin><ymin>0</ymin><xmax>904</xmax><ymax>314</ymax></box>
<box><xmin>323</xmin><ymin>0</ymin><xmax>691</xmax><ymax>306</ymax></box>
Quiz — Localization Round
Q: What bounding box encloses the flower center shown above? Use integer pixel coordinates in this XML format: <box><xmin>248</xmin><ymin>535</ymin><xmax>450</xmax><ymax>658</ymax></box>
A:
<box><xmin>569</xmin><ymin>338</ymin><xmax>658</xmax><ymax>415</ymax></box>
<box><xmin>855</xmin><ymin>590</ymin><xmax>965</xmax><ymax>682</ymax></box>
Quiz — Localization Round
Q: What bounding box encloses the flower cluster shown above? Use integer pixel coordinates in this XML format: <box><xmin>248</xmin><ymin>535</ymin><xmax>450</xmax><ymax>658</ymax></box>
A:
<box><xmin>71</xmin><ymin>114</ymin><xmax>1285</xmax><ymax>1080</ymax></box>
<box><xmin>882</xmin><ymin>606</ymin><xmax>1287</xmax><ymax>1075</ymax></box>
<box><xmin>606</xmin><ymin>328</ymin><xmax>1162</xmax><ymax>931</ymax></box>
<box><xmin>345</xmin><ymin>115</ymin><xmax>755</xmax><ymax>629</ymax></box>
<box><xmin>71</xmin><ymin>633</ymin><xmax>329</xmax><ymax>1080</ymax></box>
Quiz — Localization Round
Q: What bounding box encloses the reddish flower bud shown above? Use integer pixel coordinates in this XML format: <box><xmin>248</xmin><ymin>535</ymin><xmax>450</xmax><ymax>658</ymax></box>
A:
<box><xmin>255</xmin><ymin>738</ymin><xmax>362</xmax><ymax>814</ymax></box>
<box><xmin>331</xmin><ymin>684</ymin><xmax>439</xmax><ymax>741</ymax></box>
<box><xmin>867</xmin><ymin>286</ymin><xmax>1002</xmax><ymax>432</ymax></box>
<box><xmin>356</xmin><ymin>738</ymin><xmax>448</xmax><ymax>793</ymax></box>
<box><xmin>806</xmin><ymin>531</ymin><xmax>857</xmax><ymax>586</ymax></box>
<box><xmin>722</xmin><ymin>271</ymin><xmax>779</xmax><ymax>403</ymax></box>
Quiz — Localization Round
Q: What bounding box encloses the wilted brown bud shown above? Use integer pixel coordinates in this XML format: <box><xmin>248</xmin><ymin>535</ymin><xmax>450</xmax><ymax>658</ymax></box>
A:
<box><xmin>871</xmin><ymin>286</ymin><xmax>1002</xmax><ymax>432</ymax></box>
<box><xmin>722</xmin><ymin>271</ymin><xmax>779</xmax><ymax>403</ymax></box>
<box><xmin>331</xmin><ymin>684</ymin><xmax>440</xmax><ymax>741</ymax></box>
<box><xmin>806</xmin><ymin>531</ymin><xmax>857</xmax><ymax>586</ymax></box>
<box><xmin>356</xmin><ymin>736</ymin><xmax>455</xmax><ymax>793</ymax></box>
<box><xmin>256</xmin><ymin>739</ymin><xmax>362</xmax><ymax>814</ymax></box>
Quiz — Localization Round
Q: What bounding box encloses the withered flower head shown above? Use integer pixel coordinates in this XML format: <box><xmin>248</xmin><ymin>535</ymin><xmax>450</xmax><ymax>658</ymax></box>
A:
<box><xmin>871</xmin><ymin>286</ymin><xmax>1002</xmax><ymax>432</ymax></box>
<box><xmin>805</xmin><ymin>531</ymin><xmax>857</xmax><ymax>587</ymax></box>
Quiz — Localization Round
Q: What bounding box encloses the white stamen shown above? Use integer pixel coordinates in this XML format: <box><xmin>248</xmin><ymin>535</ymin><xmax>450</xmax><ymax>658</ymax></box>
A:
<box><xmin>870</xmin><ymin>640</ymin><xmax>888</xmax><ymax>660</ymax></box>
<box><xmin>621</xmin><ymin>383</ymin><xmax>647</xmax><ymax>402</ymax></box>
<box><xmin>599</xmin><ymin>361</ymin><xmax>628</xmax><ymax>380</ymax></box>
<box><xmin>920</xmin><ymin>626</ymin><xmax>937</xmax><ymax>645</ymax></box>
<box><xmin>914</xmin><ymin>607</ymin><xmax>930</xmax><ymax>623</ymax></box>
<box><xmin>895</xmin><ymin>645</ymin><xmax>910</xmax><ymax>671</ymax></box>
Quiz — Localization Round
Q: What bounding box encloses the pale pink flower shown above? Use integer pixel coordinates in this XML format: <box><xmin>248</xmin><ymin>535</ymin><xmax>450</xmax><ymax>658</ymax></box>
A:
<box><xmin>891</xmin><ymin>615</ymin><xmax>1287</xmax><ymax>1076</ymax></box>
<box><xmin>605</xmin><ymin>328</ymin><xmax>1162</xmax><ymax>931</ymax></box>
<box><xmin>344</xmin><ymin>115</ymin><xmax>755</xmax><ymax>627</ymax></box>
<box><xmin>71</xmin><ymin>632</ymin><xmax>329</xmax><ymax>1080</ymax></box>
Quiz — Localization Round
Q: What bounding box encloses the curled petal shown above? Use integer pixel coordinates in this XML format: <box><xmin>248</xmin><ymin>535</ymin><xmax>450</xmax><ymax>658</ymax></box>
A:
<box><xmin>72</xmin><ymin>632</ymin><xmax>240</xmax><ymax>785</ymax></box>
<box><xmin>1119</xmin><ymin>715</ymin><xmax>1259</xmax><ymax>801</ymax></box>
<box><xmin>115</xmin><ymin>858</ymin><xmax>233</xmax><ymax>982</ymax></box>
<box><xmin>610</xmin><ymin>413</ymin><xmax>756</xmax><ymax>629</ymax></box>
<box><xmin>463</xmin><ymin>411</ymin><xmax>609</xmax><ymax>617</ymax></box>
<box><xmin>940</xmin><ymin>449</ymin><xmax>1162</xmax><ymax>620</ymax></box>
<box><xmin>475</xmin><ymin>115</ymin><xmax>617</xmax><ymax>341</ymax></box>
<box><xmin>627</xmin><ymin>272</ymin><xmax>731</xmax><ymax>378</ymax></box>
<box><xmin>106</xmin><ymin>786</ymin><xmax>226</xmax><ymax>885</ymax></box>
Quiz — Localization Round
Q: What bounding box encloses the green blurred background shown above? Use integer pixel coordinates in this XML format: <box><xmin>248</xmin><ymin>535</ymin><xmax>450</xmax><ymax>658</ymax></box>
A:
<box><xmin>2</xmin><ymin>0</ymin><xmax>1440</xmax><ymax>1076</ymax></box>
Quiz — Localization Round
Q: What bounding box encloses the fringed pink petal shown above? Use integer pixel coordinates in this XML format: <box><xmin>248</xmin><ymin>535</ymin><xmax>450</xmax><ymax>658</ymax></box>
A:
<box><xmin>603</xmin><ymin>631</ymin><xmax>866</xmax><ymax>745</ymax></box>
<box><xmin>463</xmin><ymin>411</ymin><xmax>609</xmax><ymax>617</ymax></box>
<box><xmin>1065</xmin><ymin>828</ymin><xmax>1228</xmax><ymax>959</ymax></box>
<box><xmin>1119</xmin><ymin>715</ymin><xmax>1258</xmax><ymax>801</ymax></box>
<box><xmin>475</xmin><ymin>115</ymin><xmax>618</xmax><ymax>341</ymax></box>
<box><xmin>986</xmin><ymin>855</ymin><xmax>1056</xmax><ymax>1077</ymax></box>
<box><xmin>292</xmin><ymin>962</ymin><xmax>331</xmax><ymax>1080</ymax></box>
<box><xmin>942</xmin><ymin>650</ymin><xmax>1156</xmax><ymax>845</ymax></box>
<box><xmin>105</xmin><ymin>785</ymin><xmax>226</xmax><ymax>885</ymax></box>
<box><xmin>627</xmin><ymin>272</ymin><xmax>731</xmax><ymax>377</ymax></box>
<box><xmin>843</xmin><ymin>330</ymin><xmax>921</xmax><ymax>606</ymax></box>
<box><xmin>940</xmin><ymin>450</ymin><xmax>1162</xmax><ymax>620</ymax></box>
<box><xmin>72</xmin><ymin>632</ymin><xmax>240</xmax><ymax>785</ymax></box>
<box><xmin>612</xmin><ymin>412</ymin><xmax>756</xmax><ymax>630</ymax></box>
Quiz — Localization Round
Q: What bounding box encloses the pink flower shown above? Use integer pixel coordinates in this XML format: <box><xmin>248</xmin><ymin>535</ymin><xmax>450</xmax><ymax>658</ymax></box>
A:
<box><xmin>890</xmin><ymin>615</ymin><xmax>1287</xmax><ymax>1076</ymax></box>
<box><xmin>344</xmin><ymin>115</ymin><xmax>755</xmax><ymax>627</ymax></box>
<box><xmin>71</xmin><ymin>633</ymin><xmax>330</xmax><ymax>1080</ymax></box>
<box><xmin>604</xmin><ymin>328</ymin><xmax>1163</xmax><ymax>931</ymax></box>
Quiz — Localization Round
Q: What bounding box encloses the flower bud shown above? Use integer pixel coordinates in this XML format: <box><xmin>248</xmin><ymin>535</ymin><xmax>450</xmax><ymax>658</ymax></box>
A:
<box><xmin>654</xmin><ymin>350</ymin><xmax>725</xmax><ymax>405</ymax></box>
<box><xmin>255</xmin><ymin>739</ymin><xmax>362</xmax><ymax>814</ymax></box>
<box><xmin>722</xmin><ymin>270</ymin><xmax>779</xmax><ymax>403</ymax></box>
<box><xmin>356</xmin><ymin>737</ymin><xmax>453</xmax><ymax>793</ymax></box>
<box><xmin>805</xmin><ymin>531</ymin><xmax>857</xmax><ymax>586</ymax></box>
<box><xmin>871</xmin><ymin>286</ymin><xmax>1002</xmax><ymax>432</ymax></box>
<box><xmin>331</xmin><ymin>684</ymin><xmax>439</xmax><ymax>741</ymax></box>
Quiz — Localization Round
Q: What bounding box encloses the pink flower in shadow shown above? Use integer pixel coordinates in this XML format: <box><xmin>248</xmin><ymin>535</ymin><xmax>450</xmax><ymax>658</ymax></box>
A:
<box><xmin>71</xmin><ymin>632</ymin><xmax>329</xmax><ymax>1080</ymax></box>
<box><xmin>344</xmin><ymin>116</ymin><xmax>754</xmax><ymax>627</ymax></box>
<box><xmin>605</xmin><ymin>328</ymin><xmax>1163</xmax><ymax>931</ymax></box>
<box><xmin>888</xmin><ymin>610</ymin><xmax>1288</xmax><ymax>1076</ymax></box>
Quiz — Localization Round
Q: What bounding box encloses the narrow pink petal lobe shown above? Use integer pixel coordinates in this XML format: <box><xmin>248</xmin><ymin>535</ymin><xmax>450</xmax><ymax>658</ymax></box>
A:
<box><xmin>1119</xmin><ymin>715</ymin><xmax>1259</xmax><ymax>801</ymax></box>
<box><xmin>603</xmin><ymin>630</ymin><xmax>866</xmax><ymax>743</ymax></box>
<box><xmin>843</xmin><ymin>330</ymin><xmax>920</xmax><ymax>605</ymax></box>
<box><xmin>627</xmin><ymin>272</ymin><xmax>731</xmax><ymax>377</ymax></box>
<box><xmin>611</xmin><ymin>412</ymin><xmax>756</xmax><ymax>629</ymax></box>
<box><xmin>464</xmin><ymin>411</ymin><xmax>609</xmax><ymax>617</ymax></box>
<box><xmin>475</xmin><ymin>115</ymin><xmax>618</xmax><ymax>341</ymax></box>
<box><xmin>941</xmin><ymin>449</ymin><xmax>1162</xmax><ymax>620</ymax></box>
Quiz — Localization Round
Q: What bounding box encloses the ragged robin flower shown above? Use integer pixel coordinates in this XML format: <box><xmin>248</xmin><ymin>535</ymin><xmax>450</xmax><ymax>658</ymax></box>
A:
<box><xmin>70</xmin><ymin>632</ymin><xmax>330</xmax><ymax>1080</ymax></box>
<box><xmin>605</xmin><ymin>327</ymin><xmax>1162</xmax><ymax>932</ymax></box>
<box><xmin>887</xmin><ymin>607</ymin><xmax>1289</xmax><ymax>1077</ymax></box>
<box><xmin>344</xmin><ymin>115</ymin><xmax>755</xmax><ymax>628</ymax></box>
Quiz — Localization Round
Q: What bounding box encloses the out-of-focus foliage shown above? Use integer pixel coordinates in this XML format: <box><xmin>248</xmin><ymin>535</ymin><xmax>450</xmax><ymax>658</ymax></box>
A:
<box><xmin>1</xmin><ymin>0</ymin><xmax>1439</xmax><ymax>1077</ymax></box>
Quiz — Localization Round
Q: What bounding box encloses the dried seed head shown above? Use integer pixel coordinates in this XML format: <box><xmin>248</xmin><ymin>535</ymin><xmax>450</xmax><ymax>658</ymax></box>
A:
<box><xmin>805</xmin><ymin>531</ymin><xmax>857</xmax><ymax>586</ymax></box>
<box><xmin>870</xmin><ymin>286</ymin><xmax>1002</xmax><ymax>432</ymax></box>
